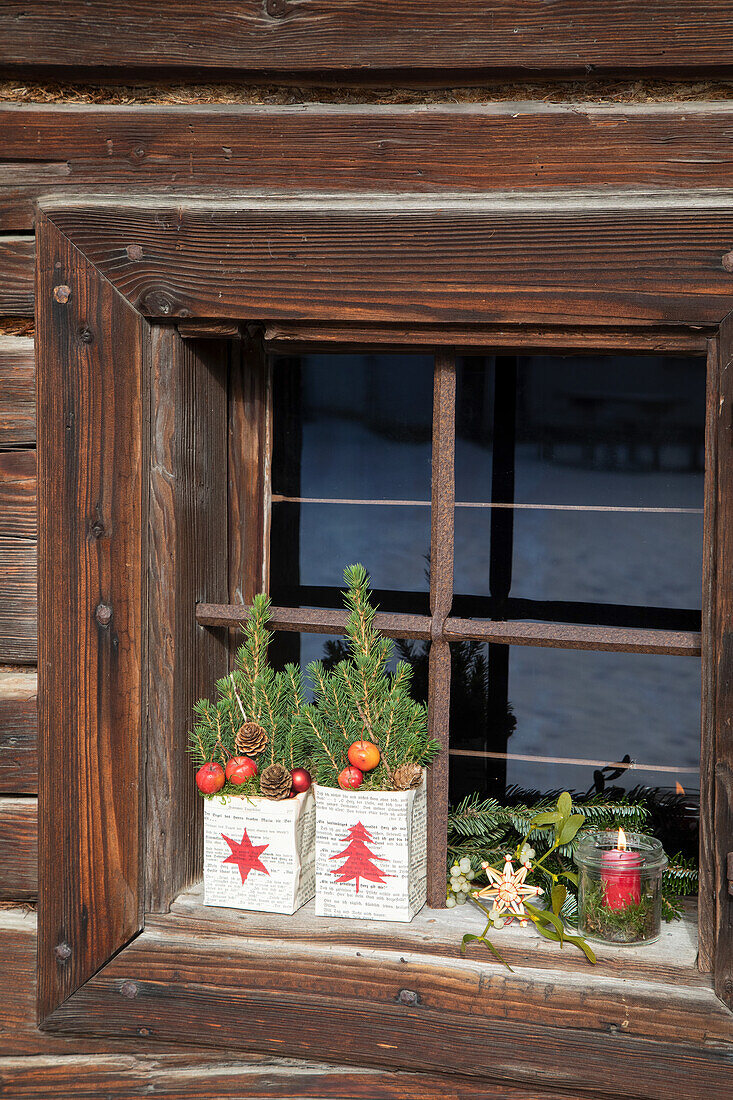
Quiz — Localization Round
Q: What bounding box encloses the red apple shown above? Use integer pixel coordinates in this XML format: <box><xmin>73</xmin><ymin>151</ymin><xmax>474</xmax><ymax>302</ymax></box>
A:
<box><xmin>347</xmin><ymin>739</ymin><xmax>380</xmax><ymax>772</ymax></box>
<box><xmin>226</xmin><ymin>756</ymin><xmax>257</xmax><ymax>785</ymax></box>
<box><xmin>196</xmin><ymin>761</ymin><xmax>225</xmax><ymax>794</ymax></box>
<box><xmin>290</xmin><ymin>767</ymin><xmax>312</xmax><ymax>793</ymax></box>
<box><xmin>338</xmin><ymin>765</ymin><xmax>363</xmax><ymax>791</ymax></box>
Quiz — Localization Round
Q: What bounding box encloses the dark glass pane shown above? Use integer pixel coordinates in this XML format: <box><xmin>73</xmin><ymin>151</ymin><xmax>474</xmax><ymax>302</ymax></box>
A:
<box><xmin>268</xmin><ymin>631</ymin><xmax>426</xmax><ymax>700</ymax></box>
<box><xmin>270</xmin><ymin>352</ymin><xmax>433</xmax><ymax>614</ymax></box>
<box><xmin>449</xmin><ymin>644</ymin><xmax>700</xmax><ymax>856</ymax></box>
<box><xmin>454</xmin><ymin>352</ymin><xmax>705</xmax><ymax>620</ymax></box>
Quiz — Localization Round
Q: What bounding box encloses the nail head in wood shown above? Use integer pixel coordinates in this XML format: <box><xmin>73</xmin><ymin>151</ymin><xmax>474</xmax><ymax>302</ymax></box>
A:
<box><xmin>54</xmin><ymin>942</ymin><xmax>72</xmax><ymax>963</ymax></box>
<box><xmin>722</xmin><ymin>251</ymin><xmax>733</xmax><ymax>273</ymax></box>
<box><xmin>53</xmin><ymin>284</ymin><xmax>71</xmax><ymax>304</ymax></box>
<box><xmin>396</xmin><ymin>989</ymin><xmax>421</xmax><ymax>1006</ymax></box>
<box><xmin>95</xmin><ymin>603</ymin><xmax>113</xmax><ymax>626</ymax></box>
<box><xmin>126</xmin><ymin>244</ymin><xmax>144</xmax><ymax>261</ymax></box>
<box><xmin>119</xmin><ymin>980</ymin><xmax>138</xmax><ymax>999</ymax></box>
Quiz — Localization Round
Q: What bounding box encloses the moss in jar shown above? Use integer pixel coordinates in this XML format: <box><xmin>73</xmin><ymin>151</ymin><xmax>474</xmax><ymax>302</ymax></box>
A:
<box><xmin>579</xmin><ymin>877</ymin><xmax>660</xmax><ymax>944</ymax></box>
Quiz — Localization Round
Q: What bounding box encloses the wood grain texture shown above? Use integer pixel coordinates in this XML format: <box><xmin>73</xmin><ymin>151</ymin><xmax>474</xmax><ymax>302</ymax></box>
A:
<box><xmin>228</xmin><ymin>335</ymin><xmax>269</xmax><ymax>613</ymax></box>
<box><xmin>0</xmin><ymin>1054</ymin><xmax>599</xmax><ymax>1100</ymax></box>
<box><xmin>36</xmin><ymin>214</ymin><xmax>148</xmax><ymax>1020</ymax></box>
<box><xmin>1</xmin><ymin>3</ymin><xmax>733</xmax><ymax>74</ymax></box>
<box><xmin>170</xmin><ymin>882</ymin><xmax>706</xmax><ymax>986</ymax></box>
<box><xmin>265</xmin><ymin>321</ymin><xmax>712</xmax><ymax>353</ymax></box>
<box><xmin>43</xmin><ymin>915</ymin><xmax>733</xmax><ymax>1097</ymax></box>
<box><xmin>0</xmin><ymin>449</ymin><xmax>36</xmax><ymax>540</ymax></box>
<box><xmin>698</xmin><ymin>337</ymin><xmax>721</xmax><ymax>974</ymax></box>
<box><xmin>0</xmin><ymin>236</ymin><xmax>34</xmax><ymax>315</ymax></box>
<box><xmin>0</xmin><ymin>536</ymin><xmax>36</xmax><ymax>664</ymax></box>
<box><xmin>0</xmin><ymin>670</ymin><xmax>37</xmax><ymax>794</ymax></box>
<box><xmin>712</xmin><ymin>315</ymin><xmax>733</xmax><ymax>1009</ymax></box>
<box><xmin>0</xmin><ymin>1057</ymin><xmax>584</xmax><ymax>1100</ymax></box>
<box><xmin>0</xmin><ymin>796</ymin><xmax>36</xmax><ymax>899</ymax></box>
<box><xmin>43</xmin><ymin>197</ymin><xmax>733</xmax><ymax>328</ymax></box>
<box><xmin>426</xmin><ymin>353</ymin><xmax>455</xmax><ymax>908</ymax></box>
<box><xmin>0</xmin><ymin>336</ymin><xmax>35</xmax><ymax>446</ymax></box>
<box><xmin>0</xmin><ymin>907</ymin><xmax>226</xmax><ymax>1056</ymax></box>
<box><xmin>145</xmin><ymin>329</ymin><xmax>229</xmax><ymax>913</ymax></box>
<box><xmin>8</xmin><ymin>103</ymin><xmax>733</xmax><ymax>232</ymax></box>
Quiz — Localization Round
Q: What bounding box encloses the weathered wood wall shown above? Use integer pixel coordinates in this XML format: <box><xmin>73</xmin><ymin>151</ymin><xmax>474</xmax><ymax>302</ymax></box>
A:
<box><xmin>1</xmin><ymin>5</ymin><xmax>733</xmax><ymax>1093</ymax></box>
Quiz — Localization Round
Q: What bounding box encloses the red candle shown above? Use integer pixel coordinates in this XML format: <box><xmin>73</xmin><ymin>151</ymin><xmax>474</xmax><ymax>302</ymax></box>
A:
<box><xmin>601</xmin><ymin>828</ymin><xmax>641</xmax><ymax>910</ymax></box>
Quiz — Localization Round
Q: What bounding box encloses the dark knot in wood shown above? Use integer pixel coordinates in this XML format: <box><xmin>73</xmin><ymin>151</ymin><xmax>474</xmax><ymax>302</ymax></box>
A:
<box><xmin>265</xmin><ymin>0</ymin><xmax>289</xmax><ymax>15</ymax></box>
<box><xmin>142</xmin><ymin>291</ymin><xmax>173</xmax><ymax>315</ymax></box>
<box><xmin>138</xmin><ymin>1027</ymin><xmax>150</xmax><ymax>1036</ymax></box>
<box><xmin>53</xmin><ymin>284</ymin><xmax>71</xmax><ymax>304</ymax></box>
<box><xmin>722</xmin><ymin>251</ymin><xmax>733</xmax><ymax>273</ymax></box>
<box><xmin>78</xmin><ymin>327</ymin><xmax>94</xmax><ymax>344</ymax></box>
<box><xmin>126</xmin><ymin>244</ymin><xmax>144</xmax><ymax>262</ymax></box>
<box><xmin>95</xmin><ymin>603</ymin><xmax>113</xmax><ymax>626</ymax></box>
<box><xmin>119</xmin><ymin>981</ymin><xmax>139</xmax><ymax>999</ymax></box>
<box><xmin>54</xmin><ymin>942</ymin><xmax>72</xmax><ymax>963</ymax></box>
<box><xmin>396</xmin><ymin>988</ymin><xmax>421</xmax><ymax>1007</ymax></box>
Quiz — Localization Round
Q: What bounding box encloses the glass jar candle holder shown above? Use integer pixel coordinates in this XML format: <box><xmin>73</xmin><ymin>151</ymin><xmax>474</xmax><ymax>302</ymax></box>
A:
<box><xmin>574</xmin><ymin>830</ymin><xmax>668</xmax><ymax>946</ymax></box>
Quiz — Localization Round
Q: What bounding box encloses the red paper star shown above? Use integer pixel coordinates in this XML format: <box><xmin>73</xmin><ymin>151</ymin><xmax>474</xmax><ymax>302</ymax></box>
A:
<box><xmin>221</xmin><ymin>829</ymin><xmax>270</xmax><ymax>884</ymax></box>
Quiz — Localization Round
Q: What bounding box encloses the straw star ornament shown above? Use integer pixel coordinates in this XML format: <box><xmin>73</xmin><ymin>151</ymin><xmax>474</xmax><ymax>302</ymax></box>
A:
<box><xmin>473</xmin><ymin>854</ymin><xmax>544</xmax><ymax>927</ymax></box>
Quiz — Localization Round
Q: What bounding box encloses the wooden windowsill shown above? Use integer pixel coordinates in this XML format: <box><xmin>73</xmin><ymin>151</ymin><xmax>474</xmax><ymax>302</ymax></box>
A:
<box><xmin>121</xmin><ymin>883</ymin><xmax>731</xmax><ymax>1051</ymax></box>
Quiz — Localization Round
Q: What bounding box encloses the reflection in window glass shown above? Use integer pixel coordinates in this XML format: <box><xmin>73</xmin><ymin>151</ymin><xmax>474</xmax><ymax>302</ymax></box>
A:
<box><xmin>269</xmin><ymin>351</ymin><xmax>434</xmax><ymax>628</ymax></box>
<box><xmin>454</xmin><ymin>353</ymin><xmax>705</xmax><ymax>621</ymax></box>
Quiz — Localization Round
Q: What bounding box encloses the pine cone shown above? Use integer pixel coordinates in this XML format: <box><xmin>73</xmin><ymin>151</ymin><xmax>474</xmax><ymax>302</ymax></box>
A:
<box><xmin>392</xmin><ymin>763</ymin><xmax>423</xmax><ymax>791</ymax></box>
<box><xmin>235</xmin><ymin>721</ymin><xmax>268</xmax><ymax>756</ymax></box>
<box><xmin>260</xmin><ymin>762</ymin><xmax>292</xmax><ymax>800</ymax></box>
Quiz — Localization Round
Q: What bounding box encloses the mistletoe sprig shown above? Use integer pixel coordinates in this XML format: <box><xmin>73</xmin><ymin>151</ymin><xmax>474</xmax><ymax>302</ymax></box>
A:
<box><xmin>460</xmin><ymin>792</ymin><xmax>596</xmax><ymax>969</ymax></box>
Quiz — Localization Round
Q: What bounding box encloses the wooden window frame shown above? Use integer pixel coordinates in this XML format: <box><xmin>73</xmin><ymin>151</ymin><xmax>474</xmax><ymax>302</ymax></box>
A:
<box><xmin>35</xmin><ymin>193</ymin><xmax>733</xmax><ymax>1092</ymax></box>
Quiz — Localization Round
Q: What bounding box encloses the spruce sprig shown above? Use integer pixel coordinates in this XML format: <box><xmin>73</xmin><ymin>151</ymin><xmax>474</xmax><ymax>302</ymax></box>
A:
<box><xmin>187</xmin><ymin>593</ymin><xmax>310</xmax><ymax>784</ymax></box>
<box><xmin>302</xmin><ymin>564</ymin><xmax>440</xmax><ymax>789</ymax></box>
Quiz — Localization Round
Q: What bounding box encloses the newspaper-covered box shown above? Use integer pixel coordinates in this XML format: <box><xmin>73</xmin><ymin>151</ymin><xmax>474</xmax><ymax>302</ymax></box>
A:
<box><xmin>203</xmin><ymin>789</ymin><xmax>315</xmax><ymax>915</ymax></box>
<box><xmin>314</xmin><ymin>774</ymin><xmax>427</xmax><ymax>923</ymax></box>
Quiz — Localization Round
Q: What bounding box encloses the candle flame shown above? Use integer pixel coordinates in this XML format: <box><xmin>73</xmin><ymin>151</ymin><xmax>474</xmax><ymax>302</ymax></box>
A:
<box><xmin>617</xmin><ymin>827</ymin><xmax>627</xmax><ymax>851</ymax></box>
<box><xmin>676</xmin><ymin>781</ymin><xmax>685</xmax><ymax>795</ymax></box>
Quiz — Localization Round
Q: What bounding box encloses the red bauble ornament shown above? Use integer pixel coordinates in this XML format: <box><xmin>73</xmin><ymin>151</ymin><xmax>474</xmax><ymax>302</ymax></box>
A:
<box><xmin>196</xmin><ymin>761</ymin><xmax>225</xmax><ymax>794</ymax></box>
<box><xmin>347</xmin><ymin>740</ymin><xmax>380</xmax><ymax>772</ymax></box>
<box><xmin>290</xmin><ymin>767</ymin><xmax>312</xmax><ymax>793</ymax></box>
<box><xmin>338</xmin><ymin>765</ymin><xmax>363</xmax><ymax>790</ymax></box>
<box><xmin>226</xmin><ymin>756</ymin><xmax>258</xmax><ymax>785</ymax></box>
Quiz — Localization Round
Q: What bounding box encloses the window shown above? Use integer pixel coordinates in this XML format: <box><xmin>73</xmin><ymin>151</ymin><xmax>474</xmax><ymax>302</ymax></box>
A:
<box><xmin>35</xmin><ymin>197</ymin><xmax>733</xmax><ymax>1066</ymax></box>
<box><xmin>255</xmin><ymin>348</ymin><xmax>704</xmax><ymax>865</ymax></box>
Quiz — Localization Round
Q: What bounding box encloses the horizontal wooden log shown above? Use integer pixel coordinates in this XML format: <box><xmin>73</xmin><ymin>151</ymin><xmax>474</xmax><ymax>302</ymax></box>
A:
<box><xmin>0</xmin><ymin>337</ymin><xmax>35</xmax><ymax>446</ymax></box>
<box><xmin>0</xmin><ymin>1054</ymin><xmax>549</xmax><ymax>1100</ymax></box>
<box><xmin>0</xmin><ymin>907</ymin><xmax>229</xmax><ymax>1056</ymax></box>
<box><xmin>0</xmin><ymin>671</ymin><xmax>37</xmax><ymax>794</ymax></box>
<box><xmin>0</xmin><ymin>538</ymin><xmax>37</xmax><ymax>664</ymax></box>
<box><xmin>1</xmin><ymin>2</ymin><xmax>733</xmax><ymax>74</ymax></box>
<box><xmin>0</xmin><ymin>450</ymin><xmax>36</xmax><ymax>540</ymax></box>
<box><xmin>44</xmin><ymin>195</ymin><xmax>733</xmax><ymax>327</ymax></box>
<box><xmin>444</xmin><ymin>619</ymin><xmax>702</xmax><ymax>656</ymax></box>
<box><xmin>0</xmin><ymin>237</ymin><xmax>34</xmax><ymax>316</ymax></box>
<box><xmin>0</xmin><ymin>797</ymin><xmax>36</xmax><ymax>899</ymax></box>
<box><xmin>6</xmin><ymin>102</ymin><xmax>733</xmax><ymax>232</ymax></box>
<box><xmin>44</xmin><ymin>913</ymin><xmax>733</xmax><ymax>1098</ymax></box>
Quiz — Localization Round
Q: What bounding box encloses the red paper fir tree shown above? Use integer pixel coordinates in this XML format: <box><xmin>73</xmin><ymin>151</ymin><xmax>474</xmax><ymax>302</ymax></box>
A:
<box><xmin>329</xmin><ymin>821</ymin><xmax>391</xmax><ymax>893</ymax></box>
